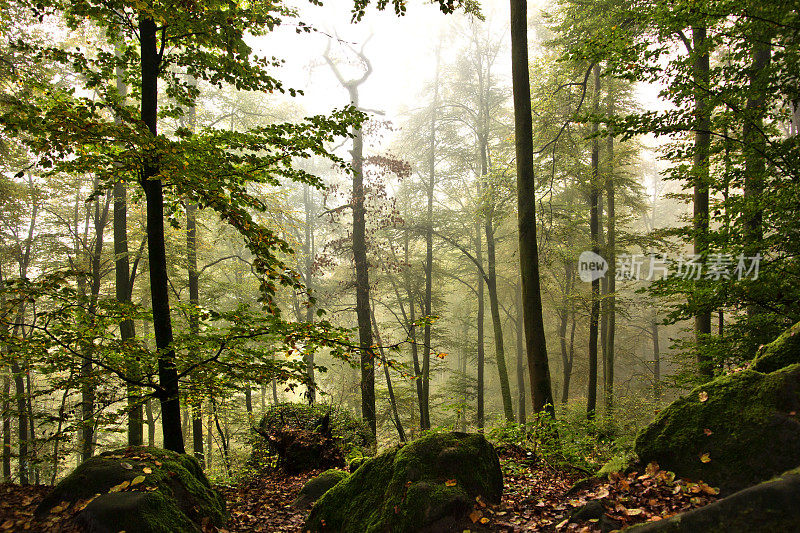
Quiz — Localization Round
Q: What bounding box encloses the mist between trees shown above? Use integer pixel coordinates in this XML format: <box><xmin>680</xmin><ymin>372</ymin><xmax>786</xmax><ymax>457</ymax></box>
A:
<box><xmin>0</xmin><ymin>0</ymin><xmax>797</xmax><ymax>485</ymax></box>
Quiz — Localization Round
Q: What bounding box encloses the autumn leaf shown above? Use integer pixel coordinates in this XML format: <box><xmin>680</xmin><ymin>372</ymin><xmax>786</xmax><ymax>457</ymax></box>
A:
<box><xmin>698</xmin><ymin>391</ymin><xmax>709</xmax><ymax>402</ymax></box>
<box><xmin>109</xmin><ymin>481</ymin><xmax>130</xmax><ymax>493</ymax></box>
<box><xmin>131</xmin><ymin>476</ymin><xmax>146</xmax><ymax>485</ymax></box>
<box><xmin>120</xmin><ymin>462</ymin><xmax>133</xmax><ymax>470</ymax></box>
<box><xmin>700</xmin><ymin>453</ymin><xmax>711</xmax><ymax>463</ymax></box>
<box><xmin>445</xmin><ymin>479</ymin><xmax>457</xmax><ymax>486</ymax></box>
<box><xmin>143</xmin><ymin>467</ymin><xmax>153</xmax><ymax>474</ymax></box>
<box><xmin>469</xmin><ymin>509</ymin><xmax>482</xmax><ymax>523</ymax></box>
<box><xmin>703</xmin><ymin>428</ymin><xmax>713</xmax><ymax>436</ymax></box>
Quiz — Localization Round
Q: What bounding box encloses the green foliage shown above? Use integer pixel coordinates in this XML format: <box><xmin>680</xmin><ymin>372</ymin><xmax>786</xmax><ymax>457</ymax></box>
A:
<box><xmin>488</xmin><ymin>402</ymin><xmax>643</xmax><ymax>474</ymax></box>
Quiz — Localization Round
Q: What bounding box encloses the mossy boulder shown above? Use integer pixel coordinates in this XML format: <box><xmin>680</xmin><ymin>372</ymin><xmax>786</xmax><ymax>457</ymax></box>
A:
<box><xmin>36</xmin><ymin>446</ymin><xmax>225</xmax><ymax>533</ymax></box>
<box><xmin>305</xmin><ymin>431</ymin><xmax>502</xmax><ymax>533</ymax></box>
<box><xmin>293</xmin><ymin>469</ymin><xmax>349</xmax><ymax>510</ymax></box>
<box><xmin>634</xmin><ymin>364</ymin><xmax>800</xmax><ymax>494</ymax></box>
<box><xmin>751</xmin><ymin>321</ymin><xmax>800</xmax><ymax>373</ymax></box>
<box><xmin>76</xmin><ymin>491</ymin><xmax>198</xmax><ymax>533</ymax></box>
<box><xmin>623</xmin><ymin>467</ymin><xmax>800</xmax><ymax>532</ymax></box>
<box><xmin>250</xmin><ymin>402</ymin><xmax>374</xmax><ymax>474</ymax></box>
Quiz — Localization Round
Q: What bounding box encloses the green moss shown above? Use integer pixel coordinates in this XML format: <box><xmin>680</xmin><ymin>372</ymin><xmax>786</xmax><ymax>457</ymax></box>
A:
<box><xmin>77</xmin><ymin>491</ymin><xmax>199</xmax><ymax>533</ymax></box>
<box><xmin>752</xmin><ymin>321</ymin><xmax>800</xmax><ymax>373</ymax></box>
<box><xmin>293</xmin><ymin>469</ymin><xmax>349</xmax><ymax>509</ymax></box>
<box><xmin>248</xmin><ymin>402</ymin><xmax>375</xmax><ymax>475</ymax></box>
<box><xmin>36</xmin><ymin>446</ymin><xmax>226</xmax><ymax>530</ymax></box>
<box><xmin>634</xmin><ymin>365</ymin><xmax>800</xmax><ymax>493</ymax></box>
<box><xmin>305</xmin><ymin>432</ymin><xmax>503</xmax><ymax>532</ymax></box>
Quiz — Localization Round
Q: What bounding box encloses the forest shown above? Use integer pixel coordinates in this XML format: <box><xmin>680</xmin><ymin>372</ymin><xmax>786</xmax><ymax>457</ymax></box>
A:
<box><xmin>0</xmin><ymin>0</ymin><xmax>799</xmax><ymax>531</ymax></box>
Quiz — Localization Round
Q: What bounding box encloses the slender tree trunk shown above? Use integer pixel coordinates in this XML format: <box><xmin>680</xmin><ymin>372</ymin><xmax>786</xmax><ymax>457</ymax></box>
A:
<box><xmin>404</xmin><ymin>233</ymin><xmax>425</xmax><ymax>428</ymax></box>
<box><xmin>481</xmin><ymin>141</ymin><xmax>514</xmax><ymax>421</ymax></box>
<box><xmin>113</xmin><ymin>49</ymin><xmax>142</xmax><ymax>447</ymax></box>
<box><xmin>604</xmin><ymin>93</ymin><xmax>616</xmax><ymax>413</ymax></box>
<box><xmin>587</xmin><ymin>64</ymin><xmax>601</xmax><ymax>419</ymax></box>
<box><xmin>145</xmin><ymin>398</ymin><xmax>155</xmax><ymax>447</ymax></box>
<box><xmin>10</xmin><ymin>359</ymin><xmax>26</xmax><ymax>484</ymax></box>
<box><xmin>515</xmin><ymin>290</ymin><xmax>526</xmax><ymax>424</ymax></box>
<box><xmin>183</xmin><ymin>76</ymin><xmax>204</xmax><ymax>464</ymax></box>
<box><xmin>566</xmin><ymin>304</ymin><xmax>576</xmax><ymax>403</ymax></box>
<box><xmin>421</xmin><ymin>50</ymin><xmax>441</xmax><ymax>431</ymax></box>
<box><xmin>2</xmin><ymin>373</ymin><xmax>10</xmax><ymax>481</ymax></box>
<box><xmin>652</xmin><ymin>319</ymin><xmax>661</xmax><ymax>401</ymax></box>
<box><xmin>692</xmin><ymin>26</ymin><xmax>713</xmax><ymax>380</ymax></box>
<box><xmin>51</xmin><ymin>382</ymin><xmax>70</xmax><ymax>484</ymax></box>
<box><xmin>460</xmin><ymin>320</ymin><xmax>469</xmax><ymax>432</ymax></box>
<box><xmin>140</xmin><ymin>15</ymin><xmax>184</xmax><ymax>453</ymax></box>
<box><xmin>324</xmin><ymin>47</ymin><xmax>376</xmax><ymax>436</ymax></box>
<box><xmin>559</xmin><ymin>262</ymin><xmax>574</xmax><ymax>404</ymax></box>
<box><xmin>475</xmin><ymin>217</ymin><xmax>485</xmax><ymax>430</ymax></box>
<box><xmin>485</xmin><ymin>222</ymin><xmax>514</xmax><ymax>422</ymax></box>
<box><xmin>81</xmin><ymin>187</ymin><xmax>111</xmax><ymax>462</ymax></box>
<box><xmin>187</xmin><ymin>203</ymin><xmax>204</xmax><ymax>464</ymax></box>
<box><xmin>371</xmin><ymin>302</ymin><xmax>405</xmax><ymax>442</ymax></box>
<box><xmin>742</xmin><ymin>29</ymin><xmax>771</xmax><ymax>326</ymax></box>
<box><xmin>510</xmin><ymin>0</ymin><xmax>555</xmax><ymax>415</ymax></box>
<box><xmin>303</xmin><ymin>184</ymin><xmax>316</xmax><ymax>404</ymax></box>
<box><xmin>353</xmin><ymin>121</ymin><xmax>375</xmax><ymax>437</ymax></box>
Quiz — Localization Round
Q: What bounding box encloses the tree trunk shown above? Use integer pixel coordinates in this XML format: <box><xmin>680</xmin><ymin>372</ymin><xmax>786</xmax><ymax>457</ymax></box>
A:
<box><xmin>113</xmin><ymin>48</ymin><xmax>143</xmax><ymax>447</ymax></box>
<box><xmin>510</xmin><ymin>0</ymin><xmax>555</xmax><ymax>415</ymax></box>
<box><xmin>81</xmin><ymin>187</ymin><xmax>111</xmax><ymax>462</ymax></box>
<box><xmin>516</xmin><ymin>290</ymin><xmax>526</xmax><ymax>424</ymax></box>
<box><xmin>145</xmin><ymin>398</ymin><xmax>155</xmax><ymax>447</ymax></box>
<box><xmin>692</xmin><ymin>26</ymin><xmax>713</xmax><ymax>380</ymax></box>
<box><xmin>2</xmin><ymin>373</ymin><xmax>9</xmax><ymax>481</ymax></box>
<box><xmin>742</xmin><ymin>29</ymin><xmax>771</xmax><ymax>326</ymax></box>
<box><xmin>485</xmin><ymin>220</ymin><xmax>514</xmax><ymax>422</ymax></box>
<box><xmin>187</xmin><ymin>202</ymin><xmax>204</xmax><ymax>465</ymax></box>
<box><xmin>475</xmin><ymin>217</ymin><xmax>485</xmax><ymax>430</ymax></box>
<box><xmin>10</xmin><ymin>359</ymin><xmax>27</xmax><ymax>484</ymax></box>
<box><xmin>559</xmin><ymin>262</ymin><xmax>575</xmax><ymax>404</ymax></box>
<box><xmin>587</xmin><ymin>63</ymin><xmax>601</xmax><ymax>419</ymax></box>
<box><xmin>352</xmin><ymin>112</ymin><xmax>375</xmax><ymax>437</ymax></box>
<box><xmin>371</xmin><ymin>302</ymin><xmax>405</xmax><ymax>442</ymax></box>
<box><xmin>652</xmin><ymin>319</ymin><xmax>661</xmax><ymax>401</ymax></box>
<box><xmin>604</xmin><ymin>92</ymin><xmax>616</xmax><ymax>413</ymax></box>
<box><xmin>421</xmin><ymin>50</ymin><xmax>441</xmax><ymax>431</ymax></box>
<box><xmin>140</xmin><ymin>15</ymin><xmax>184</xmax><ymax>453</ymax></box>
<box><xmin>303</xmin><ymin>184</ymin><xmax>316</xmax><ymax>404</ymax></box>
<box><xmin>404</xmin><ymin>232</ymin><xmax>426</xmax><ymax>428</ymax></box>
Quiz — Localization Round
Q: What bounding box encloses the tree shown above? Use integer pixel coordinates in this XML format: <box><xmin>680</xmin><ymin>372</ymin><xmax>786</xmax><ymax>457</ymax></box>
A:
<box><xmin>324</xmin><ymin>40</ymin><xmax>377</xmax><ymax>437</ymax></box>
<box><xmin>509</xmin><ymin>0</ymin><xmax>556</xmax><ymax>415</ymax></box>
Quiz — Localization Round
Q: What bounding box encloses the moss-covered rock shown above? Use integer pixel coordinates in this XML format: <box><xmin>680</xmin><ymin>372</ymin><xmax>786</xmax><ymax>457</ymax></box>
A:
<box><xmin>293</xmin><ymin>469</ymin><xmax>349</xmax><ymax>510</ymax></box>
<box><xmin>36</xmin><ymin>446</ymin><xmax>226</xmax><ymax>532</ymax></box>
<box><xmin>751</xmin><ymin>321</ymin><xmax>800</xmax><ymax>373</ymax></box>
<box><xmin>249</xmin><ymin>402</ymin><xmax>374</xmax><ymax>474</ymax></box>
<box><xmin>305</xmin><ymin>431</ymin><xmax>502</xmax><ymax>532</ymax></box>
<box><xmin>623</xmin><ymin>467</ymin><xmax>800</xmax><ymax>532</ymax></box>
<box><xmin>634</xmin><ymin>364</ymin><xmax>800</xmax><ymax>494</ymax></box>
<box><xmin>75</xmin><ymin>491</ymin><xmax>198</xmax><ymax>533</ymax></box>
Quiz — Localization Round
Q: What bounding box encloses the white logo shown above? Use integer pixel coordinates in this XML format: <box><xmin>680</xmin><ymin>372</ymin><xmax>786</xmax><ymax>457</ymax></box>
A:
<box><xmin>578</xmin><ymin>251</ymin><xmax>608</xmax><ymax>282</ymax></box>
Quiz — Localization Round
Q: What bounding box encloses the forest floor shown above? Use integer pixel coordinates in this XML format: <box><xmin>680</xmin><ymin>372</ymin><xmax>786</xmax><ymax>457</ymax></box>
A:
<box><xmin>0</xmin><ymin>447</ymin><xmax>718</xmax><ymax>532</ymax></box>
